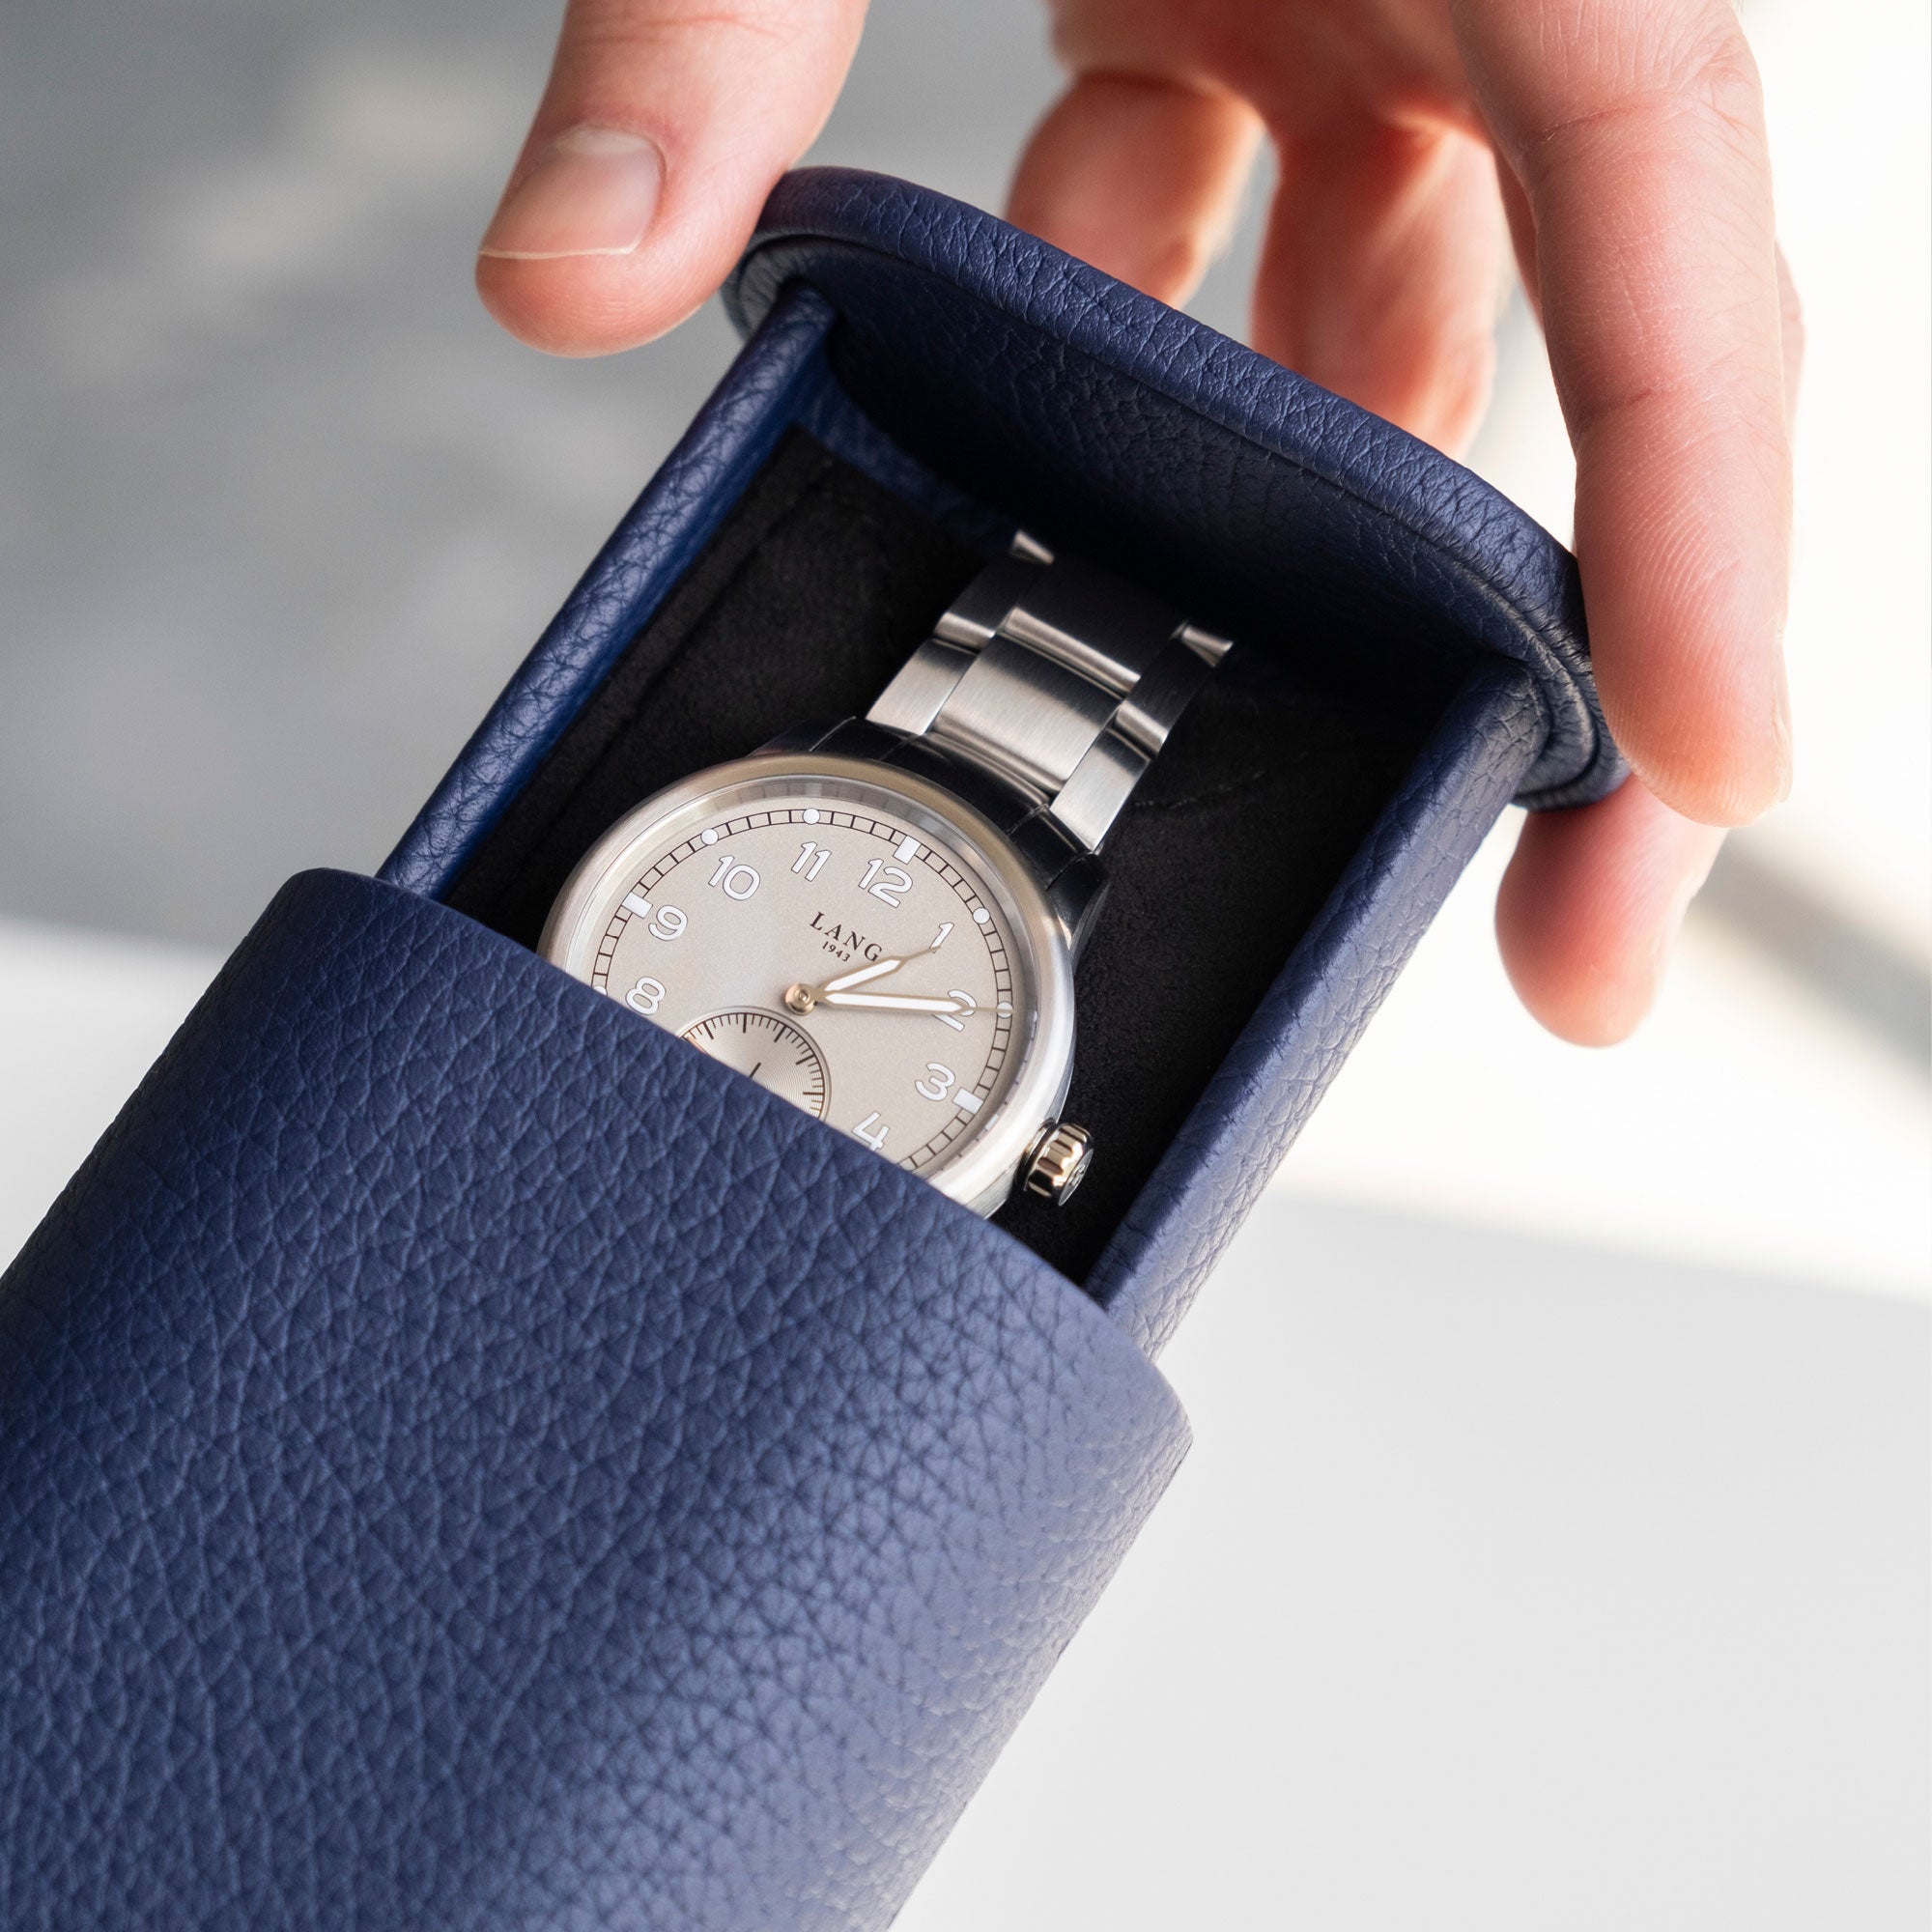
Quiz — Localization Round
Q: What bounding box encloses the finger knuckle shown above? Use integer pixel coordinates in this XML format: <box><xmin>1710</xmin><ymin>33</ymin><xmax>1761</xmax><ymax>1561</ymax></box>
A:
<box><xmin>1665</xmin><ymin>14</ymin><xmax>1766</xmax><ymax>146</ymax></box>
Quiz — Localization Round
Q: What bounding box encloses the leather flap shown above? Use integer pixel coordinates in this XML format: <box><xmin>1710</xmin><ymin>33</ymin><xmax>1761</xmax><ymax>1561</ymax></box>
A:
<box><xmin>0</xmin><ymin>869</ymin><xmax>1187</xmax><ymax>1932</ymax></box>
<box><xmin>726</xmin><ymin>167</ymin><xmax>1623</xmax><ymax>810</ymax></box>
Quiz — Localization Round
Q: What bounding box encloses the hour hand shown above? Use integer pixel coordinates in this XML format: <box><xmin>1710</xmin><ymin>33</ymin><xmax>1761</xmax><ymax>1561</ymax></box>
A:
<box><xmin>817</xmin><ymin>955</ymin><xmax>910</xmax><ymax>996</ymax></box>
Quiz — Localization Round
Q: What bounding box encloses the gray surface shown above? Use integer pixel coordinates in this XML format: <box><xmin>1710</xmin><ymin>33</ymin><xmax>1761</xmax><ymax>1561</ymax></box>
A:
<box><xmin>3</xmin><ymin>0</ymin><xmax>1266</xmax><ymax>947</ymax></box>
<box><xmin>905</xmin><ymin>1190</ymin><xmax>1932</xmax><ymax>1930</ymax></box>
<box><xmin>1698</xmin><ymin>834</ymin><xmax>1932</xmax><ymax>1068</ymax></box>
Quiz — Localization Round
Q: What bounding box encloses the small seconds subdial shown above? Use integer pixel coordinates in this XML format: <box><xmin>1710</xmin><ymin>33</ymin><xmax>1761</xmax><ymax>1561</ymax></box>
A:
<box><xmin>679</xmin><ymin>1009</ymin><xmax>830</xmax><ymax>1119</ymax></box>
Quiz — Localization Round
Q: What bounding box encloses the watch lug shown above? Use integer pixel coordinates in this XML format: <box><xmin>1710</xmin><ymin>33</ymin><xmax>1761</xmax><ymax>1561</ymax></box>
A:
<box><xmin>754</xmin><ymin>720</ymin><xmax>841</xmax><ymax>756</ymax></box>
<box><xmin>1045</xmin><ymin>859</ymin><xmax>1108</xmax><ymax>960</ymax></box>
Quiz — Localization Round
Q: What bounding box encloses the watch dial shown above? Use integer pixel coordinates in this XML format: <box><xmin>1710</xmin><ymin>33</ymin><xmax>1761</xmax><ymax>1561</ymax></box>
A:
<box><xmin>548</xmin><ymin>775</ymin><xmax>1037</xmax><ymax>1182</ymax></box>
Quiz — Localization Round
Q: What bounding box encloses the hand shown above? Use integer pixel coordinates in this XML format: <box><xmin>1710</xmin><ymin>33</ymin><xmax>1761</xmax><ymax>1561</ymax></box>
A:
<box><xmin>793</xmin><ymin>989</ymin><xmax>968</xmax><ymax>1015</ymax></box>
<box><xmin>475</xmin><ymin>0</ymin><xmax>1801</xmax><ymax>1045</ymax></box>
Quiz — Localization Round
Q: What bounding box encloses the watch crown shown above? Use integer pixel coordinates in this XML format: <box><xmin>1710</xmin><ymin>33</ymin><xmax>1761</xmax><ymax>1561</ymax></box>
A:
<box><xmin>1022</xmin><ymin>1121</ymin><xmax>1094</xmax><ymax>1207</ymax></box>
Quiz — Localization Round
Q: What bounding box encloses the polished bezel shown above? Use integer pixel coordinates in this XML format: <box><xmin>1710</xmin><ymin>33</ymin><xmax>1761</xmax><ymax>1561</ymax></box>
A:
<box><xmin>537</xmin><ymin>752</ymin><xmax>1077</xmax><ymax>1216</ymax></box>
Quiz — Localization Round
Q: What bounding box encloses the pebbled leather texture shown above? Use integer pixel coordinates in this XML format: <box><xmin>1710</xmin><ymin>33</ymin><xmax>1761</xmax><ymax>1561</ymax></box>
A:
<box><xmin>727</xmin><ymin>169</ymin><xmax>1622</xmax><ymax>810</ymax></box>
<box><xmin>0</xmin><ymin>870</ymin><xmax>1187</xmax><ymax>1932</ymax></box>
<box><xmin>1089</xmin><ymin>660</ymin><xmax>1548</xmax><ymax>1353</ymax></box>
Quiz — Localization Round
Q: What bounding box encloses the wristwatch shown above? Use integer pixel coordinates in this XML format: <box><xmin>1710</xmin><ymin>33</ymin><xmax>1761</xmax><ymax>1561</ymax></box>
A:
<box><xmin>539</xmin><ymin>537</ymin><xmax>1229</xmax><ymax>1217</ymax></box>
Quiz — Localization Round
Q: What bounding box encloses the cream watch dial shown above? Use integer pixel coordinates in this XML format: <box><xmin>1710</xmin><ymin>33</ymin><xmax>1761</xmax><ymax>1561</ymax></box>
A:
<box><xmin>540</xmin><ymin>756</ymin><xmax>1075</xmax><ymax>1210</ymax></box>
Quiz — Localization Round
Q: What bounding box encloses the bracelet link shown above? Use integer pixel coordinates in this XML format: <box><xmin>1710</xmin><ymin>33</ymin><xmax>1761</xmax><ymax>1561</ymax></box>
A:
<box><xmin>867</xmin><ymin>537</ymin><xmax>1230</xmax><ymax>853</ymax></box>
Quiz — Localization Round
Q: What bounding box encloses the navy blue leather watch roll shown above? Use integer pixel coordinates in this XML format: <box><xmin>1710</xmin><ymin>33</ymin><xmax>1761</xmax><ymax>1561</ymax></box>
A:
<box><xmin>0</xmin><ymin>171</ymin><xmax>1619</xmax><ymax>1930</ymax></box>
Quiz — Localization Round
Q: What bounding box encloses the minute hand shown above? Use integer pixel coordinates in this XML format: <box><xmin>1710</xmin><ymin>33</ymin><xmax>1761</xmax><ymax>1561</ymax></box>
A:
<box><xmin>785</xmin><ymin>949</ymin><xmax>938</xmax><ymax>1015</ymax></box>
<box><xmin>815</xmin><ymin>988</ymin><xmax>964</xmax><ymax>1014</ymax></box>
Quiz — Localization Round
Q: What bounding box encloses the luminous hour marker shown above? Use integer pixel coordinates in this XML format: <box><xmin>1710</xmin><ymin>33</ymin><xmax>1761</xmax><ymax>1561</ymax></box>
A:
<box><xmin>804</xmin><ymin>808</ymin><xmax>819</xmax><ymax>824</ymax></box>
<box><xmin>972</xmin><ymin>907</ymin><xmax>991</xmax><ymax>924</ymax></box>
<box><xmin>997</xmin><ymin>1003</ymin><xmax>1012</xmax><ymax>1015</ymax></box>
<box><xmin>895</xmin><ymin>834</ymin><xmax>920</xmax><ymax>863</ymax></box>
<box><xmin>701</xmin><ymin>828</ymin><xmax>719</xmax><ymax>845</ymax></box>
<box><xmin>954</xmin><ymin>1090</ymin><xmax>982</xmax><ymax>1116</ymax></box>
<box><xmin>621</xmin><ymin>893</ymin><xmax>652</xmax><ymax>919</ymax></box>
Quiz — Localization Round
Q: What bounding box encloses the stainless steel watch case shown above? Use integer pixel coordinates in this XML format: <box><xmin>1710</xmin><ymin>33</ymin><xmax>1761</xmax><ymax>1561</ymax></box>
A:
<box><xmin>537</xmin><ymin>749</ymin><xmax>1080</xmax><ymax>1218</ymax></box>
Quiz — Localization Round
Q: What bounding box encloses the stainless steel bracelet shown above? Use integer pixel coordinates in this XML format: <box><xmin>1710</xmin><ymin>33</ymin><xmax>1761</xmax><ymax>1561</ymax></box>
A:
<box><xmin>866</xmin><ymin>537</ymin><xmax>1231</xmax><ymax>854</ymax></box>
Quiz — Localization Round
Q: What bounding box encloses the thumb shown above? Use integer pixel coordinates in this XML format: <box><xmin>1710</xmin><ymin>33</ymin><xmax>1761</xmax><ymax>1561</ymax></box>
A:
<box><xmin>478</xmin><ymin>0</ymin><xmax>867</xmax><ymax>356</ymax></box>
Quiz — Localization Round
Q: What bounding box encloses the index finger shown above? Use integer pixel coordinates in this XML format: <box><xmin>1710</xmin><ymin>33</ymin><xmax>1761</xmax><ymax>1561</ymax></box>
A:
<box><xmin>1453</xmin><ymin>0</ymin><xmax>1794</xmax><ymax>824</ymax></box>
